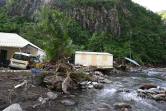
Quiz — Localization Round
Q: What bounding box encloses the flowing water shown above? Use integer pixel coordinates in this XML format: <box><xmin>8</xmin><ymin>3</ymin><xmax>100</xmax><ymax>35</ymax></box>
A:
<box><xmin>36</xmin><ymin>69</ymin><xmax>166</xmax><ymax>111</ymax></box>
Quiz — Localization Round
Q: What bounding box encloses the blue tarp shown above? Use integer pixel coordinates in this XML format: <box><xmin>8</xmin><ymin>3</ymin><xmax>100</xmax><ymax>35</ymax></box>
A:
<box><xmin>125</xmin><ymin>57</ymin><xmax>140</xmax><ymax>66</ymax></box>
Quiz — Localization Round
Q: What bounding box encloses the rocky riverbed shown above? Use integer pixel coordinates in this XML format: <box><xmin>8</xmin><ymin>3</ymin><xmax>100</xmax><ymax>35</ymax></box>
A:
<box><xmin>0</xmin><ymin>67</ymin><xmax>166</xmax><ymax>111</ymax></box>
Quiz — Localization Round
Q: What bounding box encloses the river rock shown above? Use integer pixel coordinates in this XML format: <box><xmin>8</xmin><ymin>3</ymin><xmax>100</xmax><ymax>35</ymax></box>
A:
<box><xmin>114</xmin><ymin>103</ymin><xmax>131</xmax><ymax>109</ymax></box>
<box><xmin>80</xmin><ymin>81</ymin><xmax>88</xmax><ymax>85</ymax></box>
<box><xmin>94</xmin><ymin>71</ymin><xmax>104</xmax><ymax>77</ymax></box>
<box><xmin>160</xmin><ymin>87</ymin><xmax>166</xmax><ymax>92</ymax></box>
<box><xmin>117</xmin><ymin>88</ymin><xmax>130</xmax><ymax>93</ymax></box>
<box><xmin>3</xmin><ymin>103</ymin><xmax>22</xmax><ymax>111</ymax></box>
<box><xmin>147</xmin><ymin>88</ymin><xmax>160</xmax><ymax>94</ymax></box>
<box><xmin>91</xmin><ymin>75</ymin><xmax>98</xmax><ymax>82</ymax></box>
<box><xmin>137</xmin><ymin>89</ymin><xmax>147</xmax><ymax>93</ymax></box>
<box><xmin>47</xmin><ymin>92</ymin><xmax>58</xmax><ymax>100</ymax></box>
<box><xmin>164</xmin><ymin>76</ymin><xmax>166</xmax><ymax>80</ymax></box>
<box><xmin>153</xmin><ymin>94</ymin><xmax>166</xmax><ymax>101</ymax></box>
<box><xmin>94</xmin><ymin>84</ymin><xmax>104</xmax><ymax>89</ymax></box>
<box><xmin>139</xmin><ymin>83</ymin><xmax>157</xmax><ymax>90</ymax></box>
<box><xmin>38</xmin><ymin>97</ymin><xmax>43</xmax><ymax>102</ymax></box>
<box><xmin>101</xmin><ymin>79</ymin><xmax>112</xmax><ymax>84</ymax></box>
<box><xmin>97</xmin><ymin>103</ymin><xmax>111</xmax><ymax>111</ymax></box>
<box><xmin>61</xmin><ymin>100</ymin><xmax>76</xmax><ymax>106</ymax></box>
<box><xmin>88</xmin><ymin>85</ymin><xmax>94</xmax><ymax>89</ymax></box>
<box><xmin>92</xmin><ymin>82</ymin><xmax>98</xmax><ymax>85</ymax></box>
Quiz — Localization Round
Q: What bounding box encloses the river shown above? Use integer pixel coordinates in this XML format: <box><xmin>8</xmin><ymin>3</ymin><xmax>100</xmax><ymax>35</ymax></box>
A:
<box><xmin>31</xmin><ymin>68</ymin><xmax>166</xmax><ymax>111</ymax></box>
<box><xmin>16</xmin><ymin>69</ymin><xmax>165</xmax><ymax>111</ymax></box>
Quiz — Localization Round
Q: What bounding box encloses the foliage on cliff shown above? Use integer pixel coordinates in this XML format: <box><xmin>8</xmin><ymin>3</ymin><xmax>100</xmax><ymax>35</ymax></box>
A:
<box><xmin>157</xmin><ymin>10</ymin><xmax>166</xmax><ymax>21</ymax></box>
<box><xmin>0</xmin><ymin>0</ymin><xmax>166</xmax><ymax>64</ymax></box>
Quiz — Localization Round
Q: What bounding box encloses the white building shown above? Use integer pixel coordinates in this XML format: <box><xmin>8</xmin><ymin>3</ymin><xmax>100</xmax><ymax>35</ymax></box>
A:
<box><xmin>0</xmin><ymin>32</ymin><xmax>45</xmax><ymax>66</ymax></box>
<box><xmin>75</xmin><ymin>51</ymin><xmax>113</xmax><ymax>68</ymax></box>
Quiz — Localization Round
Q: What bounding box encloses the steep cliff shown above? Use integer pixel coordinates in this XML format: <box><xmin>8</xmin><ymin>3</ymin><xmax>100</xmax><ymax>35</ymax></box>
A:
<box><xmin>7</xmin><ymin>0</ymin><xmax>133</xmax><ymax>36</ymax></box>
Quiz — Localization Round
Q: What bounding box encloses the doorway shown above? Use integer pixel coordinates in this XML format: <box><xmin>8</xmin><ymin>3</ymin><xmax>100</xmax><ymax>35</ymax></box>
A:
<box><xmin>0</xmin><ymin>49</ymin><xmax>7</xmax><ymax>67</ymax></box>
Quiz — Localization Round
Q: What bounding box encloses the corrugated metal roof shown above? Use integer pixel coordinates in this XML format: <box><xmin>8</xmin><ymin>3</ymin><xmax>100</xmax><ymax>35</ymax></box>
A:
<box><xmin>0</xmin><ymin>32</ymin><xmax>42</xmax><ymax>50</ymax></box>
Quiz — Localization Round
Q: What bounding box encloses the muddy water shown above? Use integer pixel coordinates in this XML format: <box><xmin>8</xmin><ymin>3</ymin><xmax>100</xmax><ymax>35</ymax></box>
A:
<box><xmin>34</xmin><ymin>70</ymin><xmax>166</xmax><ymax>111</ymax></box>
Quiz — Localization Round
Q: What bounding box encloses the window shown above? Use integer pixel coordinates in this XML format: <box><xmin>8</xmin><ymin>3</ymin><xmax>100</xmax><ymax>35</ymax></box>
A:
<box><xmin>12</xmin><ymin>54</ymin><xmax>29</xmax><ymax>61</ymax></box>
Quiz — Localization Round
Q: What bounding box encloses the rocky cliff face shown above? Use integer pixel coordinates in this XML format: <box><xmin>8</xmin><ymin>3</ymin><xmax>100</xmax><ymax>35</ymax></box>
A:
<box><xmin>0</xmin><ymin>0</ymin><xmax>6</xmax><ymax>7</ymax></box>
<box><xmin>7</xmin><ymin>0</ymin><xmax>53</xmax><ymax>16</ymax></box>
<box><xmin>7</xmin><ymin>0</ymin><xmax>132</xmax><ymax>36</ymax></box>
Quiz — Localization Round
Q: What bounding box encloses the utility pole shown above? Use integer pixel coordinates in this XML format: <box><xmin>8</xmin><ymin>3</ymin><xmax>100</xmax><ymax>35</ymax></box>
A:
<box><xmin>129</xmin><ymin>43</ymin><xmax>131</xmax><ymax>59</ymax></box>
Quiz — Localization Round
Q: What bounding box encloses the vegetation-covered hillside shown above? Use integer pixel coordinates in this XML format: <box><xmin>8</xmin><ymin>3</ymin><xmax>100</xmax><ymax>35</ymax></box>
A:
<box><xmin>0</xmin><ymin>0</ymin><xmax>166</xmax><ymax>65</ymax></box>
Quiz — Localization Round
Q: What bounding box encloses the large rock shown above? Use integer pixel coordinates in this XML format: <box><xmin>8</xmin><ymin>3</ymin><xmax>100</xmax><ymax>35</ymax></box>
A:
<box><xmin>97</xmin><ymin>103</ymin><xmax>111</xmax><ymax>111</ymax></box>
<box><xmin>61</xmin><ymin>100</ymin><xmax>76</xmax><ymax>106</ymax></box>
<box><xmin>3</xmin><ymin>103</ymin><xmax>22</xmax><ymax>111</ymax></box>
<box><xmin>147</xmin><ymin>88</ymin><xmax>160</xmax><ymax>94</ymax></box>
<box><xmin>94</xmin><ymin>84</ymin><xmax>104</xmax><ymax>89</ymax></box>
<box><xmin>101</xmin><ymin>79</ymin><xmax>112</xmax><ymax>84</ymax></box>
<box><xmin>139</xmin><ymin>83</ymin><xmax>157</xmax><ymax>90</ymax></box>
<box><xmin>114</xmin><ymin>103</ymin><xmax>131</xmax><ymax>109</ymax></box>
<box><xmin>47</xmin><ymin>92</ymin><xmax>58</xmax><ymax>100</ymax></box>
<box><xmin>153</xmin><ymin>94</ymin><xmax>166</xmax><ymax>101</ymax></box>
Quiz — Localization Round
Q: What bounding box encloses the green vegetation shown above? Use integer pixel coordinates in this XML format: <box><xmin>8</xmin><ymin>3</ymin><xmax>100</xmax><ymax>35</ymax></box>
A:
<box><xmin>0</xmin><ymin>7</ymin><xmax>25</xmax><ymax>33</ymax></box>
<box><xmin>157</xmin><ymin>10</ymin><xmax>166</xmax><ymax>20</ymax></box>
<box><xmin>0</xmin><ymin>0</ymin><xmax>166</xmax><ymax>65</ymax></box>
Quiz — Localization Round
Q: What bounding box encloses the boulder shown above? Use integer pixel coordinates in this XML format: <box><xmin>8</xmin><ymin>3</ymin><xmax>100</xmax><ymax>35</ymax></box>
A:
<box><xmin>31</xmin><ymin>75</ymin><xmax>43</xmax><ymax>86</ymax></box>
<box><xmin>164</xmin><ymin>76</ymin><xmax>166</xmax><ymax>80</ymax></box>
<box><xmin>3</xmin><ymin>103</ymin><xmax>22</xmax><ymax>111</ymax></box>
<box><xmin>160</xmin><ymin>87</ymin><xmax>166</xmax><ymax>92</ymax></box>
<box><xmin>47</xmin><ymin>92</ymin><xmax>58</xmax><ymax>100</ymax></box>
<box><xmin>147</xmin><ymin>88</ymin><xmax>160</xmax><ymax>94</ymax></box>
<box><xmin>92</xmin><ymin>82</ymin><xmax>98</xmax><ymax>85</ymax></box>
<box><xmin>101</xmin><ymin>79</ymin><xmax>112</xmax><ymax>84</ymax></box>
<box><xmin>153</xmin><ymin>94</ymin><xmax>166</xmax><ymax>101</ymax></box>
<box><xmin>88</xmin><ymin>85</ymin><xmax>94</xmax><ymax>89</ymax></box>
<box><xmin>94</xmin><ymin>71</ymin><xmax>104</xmax><ymax>77</ymax></box>
<box><xmin>114</xmin><ymin>103</ymin><xmax>131</xmax><ymax>109</ymax></box>
<box><xmin>91</xmin><ymin>75</ymin><xmax>98</xmax><ymax>82</ymax></box>
<box><xmin>97</xmin><ymin>108</ymin><xmax>111</xmax><ymax>111</ymax></box>
<box><xmin>61</xmin><ymin>100</ymin><xmax>76</xmax><ymax>106</ymax></box>
<box><xmin>117</xmin><ymin>88</ymin><xmax>130</xmax><ymax>93</ymax></box>
<box><xmin>94</xmin><ymin>84</ymin><xmax>104</xmax><ymax>89</ymax></box>
<box><xmin>80</xmin><ymin>81</ymin><xmax>88</xmax><ymax>85</ymax></box>
<box><xmin>97</xmin><ymin>103</ymin><xmax>111</xmax><ymax>111</ymax></box>
<box><xmin>137</xmin><ymin>89</ymin><xmax>147</xmax><ymax>93</ymax></box>
<box><xmin>139</xmin><ymin>83</ymin><xmax>157</xmax><ymax>90</ymax></box>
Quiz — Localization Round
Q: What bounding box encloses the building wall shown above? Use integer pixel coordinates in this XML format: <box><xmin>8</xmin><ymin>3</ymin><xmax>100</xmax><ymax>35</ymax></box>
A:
<box><xmin>0</xmin><ymin>46</ymin><xmax>41</xmax><ymax>60</ymax></box>
<box><xmin>21</xmin><ymin>45</ymin><xmax>38</xmax><ymax>56</ymax></box>
<box><xmin>75</xmin><ymin>52</ymin><xmax>113</xmax><ymax>68</ymax></box>
<box><xmin>0</xmin><ymin>47</ymin><xmax>20</xmax><ymax>60</ymax></box>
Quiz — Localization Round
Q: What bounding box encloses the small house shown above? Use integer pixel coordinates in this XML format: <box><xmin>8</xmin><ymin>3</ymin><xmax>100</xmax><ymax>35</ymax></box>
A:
<box><xmin>75</xmin><ymin>51</ymin><xmax>113</xmax><ymax>68</ymax></box>
<box><xmin>0</xmin><ymin>32</ymin><xmax>45</xmax><ymax>66</ymax></box>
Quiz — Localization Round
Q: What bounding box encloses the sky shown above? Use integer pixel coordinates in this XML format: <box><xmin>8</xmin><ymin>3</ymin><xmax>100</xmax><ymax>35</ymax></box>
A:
<box><xmin>132</xmin><ymin>0</ymin><xmax>166</xmax><ymax>12</ymax></box>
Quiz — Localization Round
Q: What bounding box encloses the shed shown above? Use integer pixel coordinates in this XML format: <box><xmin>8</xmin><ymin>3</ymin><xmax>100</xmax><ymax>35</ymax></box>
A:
<box><xmin>75</xmin><ymin>51</ymin><xmax>113</xmax><ymax>68</ymax></box>
<box><xmin>0</xmin><ymin>32</ymin><xmax>45</xmax><ymax>66</ymax></box>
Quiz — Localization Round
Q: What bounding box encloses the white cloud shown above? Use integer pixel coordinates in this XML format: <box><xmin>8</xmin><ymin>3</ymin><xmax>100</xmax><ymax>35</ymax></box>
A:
<box><xmin>132</xmin><ymin>0</ymin><xmax>166</xmax><ymax>12</ymax></box>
